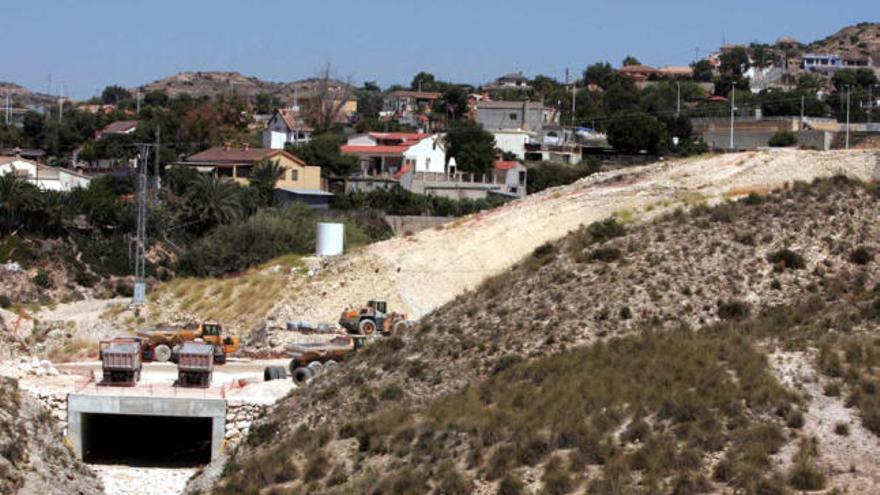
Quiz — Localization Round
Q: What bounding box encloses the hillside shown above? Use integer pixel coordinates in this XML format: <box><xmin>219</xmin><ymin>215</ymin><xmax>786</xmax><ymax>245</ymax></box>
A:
<box><xmin>808</xmin><ymin>22</ymin><xmax>880</xmax><ymax>64</ymax></box>
<box><xmin>144</xmin><ymin>149</ymin><xmax>880</xmax><ymax>343</ymax></box>
<box><xmin>0</xmin><ymin>81</ymin><xmax>58</xmax><ymax>108</ymax></box>
<box><xmin>204</xmin><ymin>176</ymin><xmax>880</xmax><ymax>494</ymax></box>
<box><xmin>0</xmin><ymin>377</ymin><xmax>102</xmax><ymax>494</ymax></box>
<box><xmin>135</xmin><ymin>71</ymin><xmax>348</xmax><ymax>103</ymax></box>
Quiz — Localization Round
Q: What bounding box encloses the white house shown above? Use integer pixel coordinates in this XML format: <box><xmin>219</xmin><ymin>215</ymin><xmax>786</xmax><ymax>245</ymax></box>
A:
<box><xmin>492</xmin><ymin>129</ymin><xmax>535</xmax><ymax>160</ymax></box>
<box><xmin>341</xmin><ymin>132</ymin><xmax>446</xmax><ymax>177</ymax></box>
<box><xmin>0</xmin><ymin>157</ymin><xmax>91</xmax><ymax>191</ymax></box>
<box><xmin>262</xmin><ymin>108</ymin><xmax>313</xmax><ymax>150</ymax></box>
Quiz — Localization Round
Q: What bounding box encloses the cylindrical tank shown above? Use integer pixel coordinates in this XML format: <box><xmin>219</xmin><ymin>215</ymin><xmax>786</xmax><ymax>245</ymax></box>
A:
<box><xmin>316</xmin><ymin>222</ymin><xmax>344</xmax><ymax>256</ymax></box>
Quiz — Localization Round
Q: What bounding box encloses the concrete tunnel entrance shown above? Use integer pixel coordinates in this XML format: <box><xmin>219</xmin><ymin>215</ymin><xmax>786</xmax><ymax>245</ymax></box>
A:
<box><xmin>67</xmin><ymin>394</ymin><xmax>226</xmax><ymax>464</ymax></box>
<box><xmin>81</xmin><ymin>413</ymin><xmax>212</xmax><ymax>466</ymax></box>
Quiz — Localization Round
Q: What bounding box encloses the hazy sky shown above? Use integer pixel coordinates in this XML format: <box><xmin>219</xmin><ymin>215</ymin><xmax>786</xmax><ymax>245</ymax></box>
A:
<box><xmin>6</xmin><ymin>1</ymin><xmax>877</xmax><ymax>99</ymax></box>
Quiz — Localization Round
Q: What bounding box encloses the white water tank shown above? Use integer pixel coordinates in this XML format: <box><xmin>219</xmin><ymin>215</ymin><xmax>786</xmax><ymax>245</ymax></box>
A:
<box><xmin>316</xmin><ymin>223</ymin><xmax>344</xmax><ymax>256</ymax></box>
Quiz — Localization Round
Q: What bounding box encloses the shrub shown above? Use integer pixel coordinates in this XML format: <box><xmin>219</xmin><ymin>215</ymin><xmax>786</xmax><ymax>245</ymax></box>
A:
<box><xmin>585</xmin><ymin>218</ymin><xmax>626</xmax><ymax>244</ymax></box>
<box><xmin>303</xmin><ymin>449</ymin><xmax>331</xmax><ymax>482</ymax></box>
<box><xmin>767</xmin><ymin>249</ymin><xmax>806</xmax><ymax>270</ymax></box>
<box><xmin>380</xmin><ymin>383</ymin><xmax>404</xmax><ymax>401</ymax></box>
<box><xmin>768</xmin><ymin>130</ymin><xmax>798</xmax><ymax>147</ymax></box>
<box><xmin>32</xmin><ymin>270</ymin><xmax>53</xmax><ymax>289</ymax></box>
<box><xmin>497</xmin><ymin>474</ymin><xmax>525</xmax><ymax>495</ymax></box>
<box><xmin>527</xmin><ymin>161</ymin><xmax>597</xmax><ymax>194</ymax></box>
<box><xmin>74</xmin><ymin>269</ymin><xmax>99</xmax><ymax>288</ymax></box>
<box><xmin>493</xmin><ymin>354</ymin><xmax>524</xmax><ymax>375</ymax></box>
<box><xmin>0</xmin><ymin>294</ymin><xmax>10</xmax><ymax>308</ymax></box>
<box><xmin>717</xmin><ymin>300</ymin><xmax>751</xmax><ymax>320</ymax></box>
<box><xmin>590</xmin><ymin>247</ymin><xmax>623</xmax><ymax>263</ymax></box>
<box><xmin>619</xmin><ymin>306</ymin><xmax>633</xmax><ymax>320</ymax></box>
<box><xmin>834</xmin><ymin>422</ymin><xmax>850</xmax><ymax>436</ymax></box>
<box><xmin>788</xmin><ymin>438</ymin><xmax>825</xmax><ymax>491</ymax></box>
<box><xmin>541</xmin><ymin>455</ymin><xmax>572</xmax><ymax>495</ymax></box>
<box><xmin>785</xmin><ymin>409</ymin><xmax>805</xmax><ymax>429</ymax></box>
<box><xmin>850</xmin><ymin>246</ymin><xmax>873</xmax><ymax>265</ymax></box>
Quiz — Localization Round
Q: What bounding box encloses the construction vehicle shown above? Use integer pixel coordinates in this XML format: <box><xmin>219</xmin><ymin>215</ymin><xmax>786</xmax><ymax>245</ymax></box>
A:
<box><xmin>136</xmin><ymin>322</ymin><xmax>240</xmax><ymax>364</ymax></box>
<box><xmin>273</xmin><ymin>334</ymin><xmax>368</xmax><ymax>384</ymax></box>
<box><xmin>339</xmin><ymin>300</ymin><xmax>412</xmax><ymax>336</ymax></box>
<box><xmin>176</xmin><ymin>341</ymin><xmax>214</xmax><ymax>388</ymax></box>
<box><xmin>99</xmin><ymin>338</ymin><xmax>142</xmax><ymax>386</ymax></box>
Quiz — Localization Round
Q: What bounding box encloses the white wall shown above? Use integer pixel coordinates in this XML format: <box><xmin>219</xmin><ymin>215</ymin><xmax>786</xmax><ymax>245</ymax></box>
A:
<box><xmin>0</xmin><ymin>159</ymin><xmax>90</xmax><ymax>191</ymax></box>
<box><xmin>493</xmin><ymin>131</ymin><xmax>533</xmax><ymax>160</ymax></box>
<box><xmin>404</xmin><ymin>137</ymin><xmax>446</xmax><ymax>173</ymax></box>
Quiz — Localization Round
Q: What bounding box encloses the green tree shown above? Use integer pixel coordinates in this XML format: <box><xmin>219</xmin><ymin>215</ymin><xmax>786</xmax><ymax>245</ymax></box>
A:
<box><xmin>249</xmin><ymin>159</ymin><xmax>284</xmax><ymax>206</ymax></box>
<box><xmin>439</xmin><ymin>85</ymin><xmax>469</xmax><ymax>120</ymax></box>
<box><xmin>411</xmin><ymin>72</ymin><xmax>440</xmax><ymax>92</ymax></box>
<box><xmin>0</xmin><ymin>174</ymin><xmax>41</xmax><ymax>233</ymax></box>
<box><xmin>832</xmin><ymin>68</ymin><xmax>878</xmax><ymax>91</ymax></box>
<box><xmin>254</xmin><ymin>93</ymin><xmax>281</xmax><ymax>114</ymax></box>
<box><xmin>691</xmin><ymin>60</ymin><xmax>714</xmax><ymax>82</ymax></box>
<box><xmin>607</xmin><ymin>111</ymin><xmax>668</xmax><ymax>155</ymax></box>
<box><xmin>355</xmin><ymin>82</ymin><xmax>383</xmax><ymax>121</ymax></box>
<box><xmin>287</xmin><ymin>134</ymin><xmax>357</xmax><ymax>177</ymax></box>
<box><xmin>182</xmin><ymin>175</ymin><xmax>243</xmax><ymax>233</ymax></box>
<box><xmin>622</xmin><ymin>55</ymin><xmax>641</xmax><ymax>66</ymax></box>
<box><xmin>445</xmin><ymin>120</ymin><xmax>495</xmax><ymax>175</ymax></box>
<box><xmin>719</xmin><ymin>47</ymin><xmax>750</xmax><ymax>77</ymax></box>
<box><xmin>101</xmin><ymin>85</ymin><xmax>132</xmax><ymax>105</ymax></box>
<box><xmin>584</xmin><ymin>62</ymin><xmax>615</xmax><ymax>88</ymax></box>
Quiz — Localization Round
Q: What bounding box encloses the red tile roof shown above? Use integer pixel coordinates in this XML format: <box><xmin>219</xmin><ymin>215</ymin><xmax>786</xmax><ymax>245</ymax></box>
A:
<box><xmin>494</xmin><ymin>160</ymin><xmax>519</xmax><ymax>170</ymax></box>
<box><xmin>185</xmin><ymin>147</ymin><xmax>306</xmax><ymax>165</ymax></box>
<box><xmin>390</xmin><ymin>90</ymin><xmax>443</xmax><ymax>99</ymax></box>
<box><xmin>99</xmin><ymin>120</ymin><xmax>139</xmax><ymax>135</ymax></box>
<box><xmin>393</xmin><ymin>163</ymin><xmax>413</xmax><ymax>179</ymax></box>
<box><xmin>368</xmin><ymin>132</ymin><xmax>429</xmax><ymax>142</ymax></box>
<box><xmin>340</xmin><ymin>145</ymin><xmax>410</xmax><ymax>155</ymax></box>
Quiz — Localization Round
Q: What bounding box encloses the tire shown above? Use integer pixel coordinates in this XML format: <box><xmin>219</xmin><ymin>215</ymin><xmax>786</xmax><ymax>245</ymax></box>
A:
<box><xmin>323</xmin><ymin>360</ymin><xmax>338</xmax><ymax>371</ymax></box>
<box><xmin>289</xmin><ymin>360</ymin><xmax>299</xmax><ymax>375</ymax></box>
<box><xmin>358</xmin><ymin>319</ymin><xmax>376</xmax><ymax>335</ymax></box>
<box><xmin>392</xmin><ymin>321</ymin><xmax>408</xmax><ymax>334</ymax></box>
<box><xmin>154</xmin><ymin>344</ymin><xmax>172</xmax><ymax>362</ymax></box>
<box><xmin>307</xmin><ymin>361</ymin><xmax>324</xmax><ymax>375</ymax></box>
<box><xmin>264</xmin><ymin>366</ymin><xmax>284</xmax><ymax>381</ymax></box>
<box><xmin>171</xmin><ymin>344</ymin><xmax>182</xmax><ymax>364</ymax></box>
<box><xmin>292</xmin><ymin>366</ymin><xmax>314</xmax><ymax>384</ymax></box>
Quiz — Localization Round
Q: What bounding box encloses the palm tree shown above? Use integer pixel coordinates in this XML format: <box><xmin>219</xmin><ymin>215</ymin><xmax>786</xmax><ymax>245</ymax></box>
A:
<box><xmin>183</xmin><ymin>175</ymin><xmax>243</xmax><ymax>232</ymax></box>
<box><xmin>249</xmin><ymin>158</ymin><xmax>284</xmax><ymax>206</ymax></box>
<box><xmin>0</xmin><ymin>173</ymin><xmax>41</xmax><ymax>233</ymax></box>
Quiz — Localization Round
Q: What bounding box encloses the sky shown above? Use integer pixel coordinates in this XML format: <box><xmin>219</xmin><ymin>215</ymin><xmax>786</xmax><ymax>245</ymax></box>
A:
<box><xmin>5</xmin><ymin>1</ymin><xmax>877</xmax><ymax>100</ymax></box>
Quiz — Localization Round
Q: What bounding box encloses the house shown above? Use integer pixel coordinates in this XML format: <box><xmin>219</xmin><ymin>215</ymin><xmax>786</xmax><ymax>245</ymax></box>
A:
<box><xmin>475</xmin><ymin>100</ymin><xmax>558</xmax><ymax>132</ymax></box>
<box><xmin>341</xmin><ymin>132</ymin><xmax>446</xmax><ymax>178</ymax></box>
<box><xmin>384</xmin><ymin>90</ymin><xmax>443</xmax><ymax>127</ymax></box>
<box><xmin>0</xmin><ymin>156</ymin><xmax>91</xmax><ymax>191</ymax></box>
<box><xmin>801</xmin><ymin>54</ymin><xmax>844</xmax><ymax>74</ymax></box>
<box><xmin>492</xmin><ymin>158</ymin><xmax>527</xmax><ymax>198</ymax></box>
<box><xmin>97</xmin><ymin>120</ymin><xmax>139</xmax><ymax>139</ymax></box>
<box><xmin>490</xmin><ymin>72</ymin><xmax>531</xmax><ymax>90</ymax></box>
<box><xmin>262</xmin><ymin>108</ymin><xmax>313</xmax><ymax>149</ymax></box>
<box><xmin>619</xmin><ymin>64</ymin><xmax>659</xmax><ymax>81</ymax></box>
<box><xmin>491</xmin><ymin>129</ymin><xmax>535</xmax><ymax>160</ymax></box>
<box><xmin>656</xmin><ymin>66</ymin><xmax>694</xmax><ymax>79</ymax></box>
<box><xmin>178</xmin><ymin>146</ymin><xmax>328</xmax><ymax>208</ymax></box>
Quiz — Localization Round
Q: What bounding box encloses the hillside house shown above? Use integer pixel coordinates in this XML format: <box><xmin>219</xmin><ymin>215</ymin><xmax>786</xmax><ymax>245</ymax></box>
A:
<box><xmin>801</xmin><ymin>54</ymin><xmax>844</xmax><ymax>74</ymax></box>
<box><xmin>97</xmin><ymin>120</ymin><xmax>139</xmax><ymax>139</ymax></box>
<box><xmin>177</xmin><ymin>146</ymin><xmax>329</xmax><ymax>208</ymax></box>
<box><xmin>475</xmin><ymin>100</ymin><xmax>558</xmax><ymax>132</ymax></box>
<box><xmin>0</xmin><ymin>156</ymin><xmax>91</xmax><ymax>191</ymax></box>
<box><xmin>384</xmin><ymin>90</ymin><xmax>442</xmax><ymax>128</ymax></box>
<box><xmin>341</xmin><ymin>132</ymin><xmax>446</xmax><ymax>178</ymax></box>
<box><xmin>488</xmin><ymin>72</ymin><xmax>531</xmax><ymax>90</ymax></box>
<box><xmin>262</xmin><ymin>108</ymin><xmax>313</xmax><ymax>149</ymax></box>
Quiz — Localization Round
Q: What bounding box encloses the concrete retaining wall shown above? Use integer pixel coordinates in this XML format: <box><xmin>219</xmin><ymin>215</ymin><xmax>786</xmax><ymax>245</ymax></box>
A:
<box><xmin>385</xmin><ymin>215</ymin><xmax>451</xmax><ymax>236</ymax></box>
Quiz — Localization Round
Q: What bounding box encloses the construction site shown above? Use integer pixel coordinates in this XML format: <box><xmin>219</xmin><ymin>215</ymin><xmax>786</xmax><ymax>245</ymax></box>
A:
<box><xmin>2</xmin><ymin>148</ymin><xmax>880</xmax><ymax>494</ymax></box>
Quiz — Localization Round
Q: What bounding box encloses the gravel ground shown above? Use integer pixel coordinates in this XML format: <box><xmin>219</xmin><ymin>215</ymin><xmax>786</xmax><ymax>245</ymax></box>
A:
<box><xmin>93</xmin><ymin>465</ymin><xmax>196</xmax><ymax>495</ymax></box>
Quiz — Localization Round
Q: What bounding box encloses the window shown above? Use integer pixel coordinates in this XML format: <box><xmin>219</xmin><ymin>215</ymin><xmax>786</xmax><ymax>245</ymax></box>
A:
<box><xmin>216</xmin><ymin>167</ymin><xmax>233</xmax><ymax>178</ymax></box>
<box><xmin>509</xmin><ymin>113</ymin><xmax>518</xmax><ymax>121</ymax></box>
<box><xmin>290</xmin><ymin>169</ymin><xmax>298</xmax><ymax>181</ymax></box>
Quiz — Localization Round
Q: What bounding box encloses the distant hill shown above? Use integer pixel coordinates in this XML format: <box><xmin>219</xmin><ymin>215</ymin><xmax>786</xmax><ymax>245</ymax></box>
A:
<box><xmin>807</xmin><ymin>22</ymin><xmax>880</xmax><ymax>64</ymax></box>
<box><xmin>0</xmin><ymin>82</ymin><xmax>58</xmax><ymax>108</ymax></box>
<box><xmin>134</xmin><ymin>71</ymin><xmax>350</xmax><ymax>104</ymax></box>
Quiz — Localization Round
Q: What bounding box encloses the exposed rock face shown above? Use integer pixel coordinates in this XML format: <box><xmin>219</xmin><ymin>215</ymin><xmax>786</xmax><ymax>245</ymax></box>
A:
<box><xmin>0</xmin><ymin>377</ymin><xmax>103</xmax><ymax>495</ymax></box>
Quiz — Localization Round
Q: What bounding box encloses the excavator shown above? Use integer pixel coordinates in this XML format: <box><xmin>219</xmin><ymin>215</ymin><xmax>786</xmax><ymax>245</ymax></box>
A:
<box><xmin>136</xmin><ymin>322</ymin><xmax>240</xmax><ymax>364</ymax></box>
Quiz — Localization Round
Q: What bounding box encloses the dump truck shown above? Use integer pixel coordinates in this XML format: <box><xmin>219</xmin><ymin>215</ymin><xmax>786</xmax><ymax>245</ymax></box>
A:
<box><xmin>176</xmin><ymin>341</ymin><xmax>214</xmax><ymax>388</ymax></box>
<box><xmin>339</xmin><ymin>300</ymin><xmax>412</xmax><ymax>335</ymax></box>
<box><xmin>99</xmin><ymin>338</ymin><xmax>142</xmax><ymax>386</ymax></box>
<box><xmin>136</xmin><ymin>322</ymin><xmax>240</xmax><ymax>364</ymax></box>
<box><xmin>270</xmin><ymin>335</ymin><xmax>368</xmax><ymax>384</ymax></box>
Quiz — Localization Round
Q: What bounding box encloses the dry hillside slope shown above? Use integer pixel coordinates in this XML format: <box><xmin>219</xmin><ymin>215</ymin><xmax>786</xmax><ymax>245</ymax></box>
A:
<box><xmin>205</xmin><ymin>177</ymin><xmax>880</xmax><ymax>494</ymax></box>
<box><xmin>150</xmin><ymin>149</ymin><xmax>880</xmax><ymax>337</ymax></box>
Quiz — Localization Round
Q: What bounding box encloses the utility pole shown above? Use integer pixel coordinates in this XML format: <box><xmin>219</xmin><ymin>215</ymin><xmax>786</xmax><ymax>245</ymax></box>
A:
<box><xmin>132</xmin><ymin>145</ymin><xmax>150</xmax><ymax>307</ymax></box>
<box><xmin>869</xmin><ymin>85</ymin><xmax>875</xmax><ymax>127</ymax></box>
<box><xmin>4</xmin><ymin>91</ymin><xmax>9</xmax><ymax>125</ymax></box>
<box><xmin>729</xmin><ymin>83</ymin><xmax>735</xmax><ymax>150</ymax></box>
<box><xmin>676</xmin><ymin>82</ymin><xmax>681</xmax><ymax>118</ymax></box>
<box><xmin>845</xmin><ymin>85</ymin><xmax>851</xmax><ymax>150</ymax></box>
<box><xmin>800</xmin><ymin>95</ymin><xmax>804</xmax><ymax>131</ymax></box>
<box><xmin>136</xmin><ymin>91</ymin><xmax>142</xmax><ymax>114</ymax></box>
<box><xmin>154</xmin><ymin>126</ymin><xmax>161</xmax><ymax>194</ymax></box>
<box><xmin>57</xmin><ymin>86</ymin><xmax>63</xmax><ymax>123</ymax></box>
